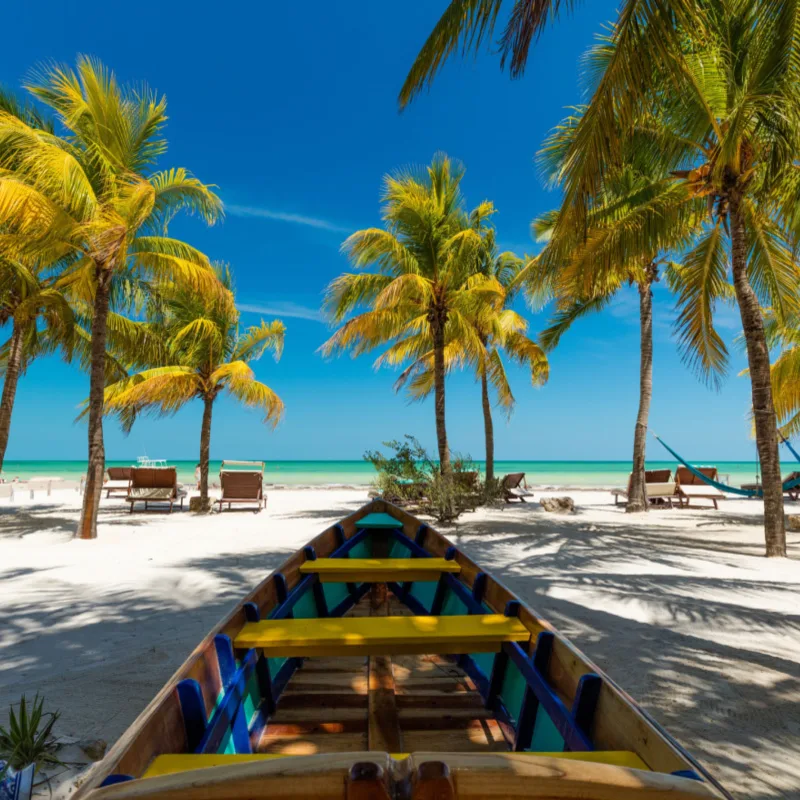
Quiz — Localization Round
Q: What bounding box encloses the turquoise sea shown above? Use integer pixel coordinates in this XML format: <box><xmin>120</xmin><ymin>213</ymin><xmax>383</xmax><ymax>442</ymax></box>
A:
<box><xmin>0</xmin><ymin>459</ymin><xmax>771</xmax><ymax>488</ymax></box>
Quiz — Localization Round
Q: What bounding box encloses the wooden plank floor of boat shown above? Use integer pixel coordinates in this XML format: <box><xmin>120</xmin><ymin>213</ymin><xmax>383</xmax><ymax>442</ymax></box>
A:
<box><xmin>257</xmin><ymin>587</ymin><xmax>509</xmax><ymax>755</ymax></box>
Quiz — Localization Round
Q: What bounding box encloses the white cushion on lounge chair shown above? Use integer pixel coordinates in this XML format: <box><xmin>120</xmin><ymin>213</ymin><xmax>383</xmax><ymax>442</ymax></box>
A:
<box><xmin>645</xmin><ymin>482</ymin><xmax>676</xmax><ymax>498</ymax></box>
<box><xmin>105</xmin><ymin>480</ymin><xmax>130</xmax><ymax>490</ymax></box>
<box><xmin>507</xmin><ymin>487</ymin><xmax>535</xmax><ymax>498</ymax></box>
<box><xmin>128</xmin><ymin>487</ymin><xmax>174</xmax><ymax>501</ymax></box>
<box><xmin>678</xmin><ymin>484</ymin><xmax>725</xmax><ymax>498</ymax></box>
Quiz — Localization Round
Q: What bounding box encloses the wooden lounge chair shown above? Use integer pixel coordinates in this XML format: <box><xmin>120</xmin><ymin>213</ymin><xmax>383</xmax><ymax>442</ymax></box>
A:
<box><xmin>675</xmin><ymin>466</ymin><xmax>726</xmax><ymax>509</ymax></box>
<box><xmin>740</xmin><ymin>470</ymin><xmax>800</xmax><ymax>500</ymax></box>
<box><xmin>502</xmin><ymin>472</ymin><xmax>534</xmax><ymax>503</ymax></box>
<box><xmin>612</xmin><ymin>469</ymin><xmax>677</xmax><ymax>507</ymax></box>
<box><xmin>218</xmin><ymin>461</ymin><xmax>265</xmax><ymax>511</ymax></box>
<box><xmin>126</xmin><ymin>467</ymin><xmax>185</xmax><ymax>513</ymax></box>
<box><xmin>104</xmin><ymin>467</ymin><xmax>131</xmax><ymax>498</ymax></box>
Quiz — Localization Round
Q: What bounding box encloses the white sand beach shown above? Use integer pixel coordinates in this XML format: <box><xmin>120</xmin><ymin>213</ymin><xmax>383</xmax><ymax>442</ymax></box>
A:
<box><xmin>1</xmin><ymin>488</ymin><xmax>798</xmax><ymax>799</ymax></box>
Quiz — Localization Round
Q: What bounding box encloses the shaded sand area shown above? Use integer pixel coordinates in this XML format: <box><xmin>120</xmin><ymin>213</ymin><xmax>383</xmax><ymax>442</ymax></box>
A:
<box><xmin>1</xmin><ymin>489</ymin><xmax>798</xmax><ymax>798</ymax></box>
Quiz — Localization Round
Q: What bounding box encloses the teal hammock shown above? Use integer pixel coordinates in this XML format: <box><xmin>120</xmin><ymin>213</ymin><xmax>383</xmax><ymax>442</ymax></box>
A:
<box><xmin>650</xmin><ymin>432</ymin><xmax>800</xmax><ymax>497</ymax></box>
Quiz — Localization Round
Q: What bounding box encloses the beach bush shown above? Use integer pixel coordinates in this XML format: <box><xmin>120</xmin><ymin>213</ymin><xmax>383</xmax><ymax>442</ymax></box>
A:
<box><xmin>365</xmin><ymin>435</ymin><xmax>479</xmax><ymax>523</ymax></box>
<box><xmin>0</xmin><ymin>694</ymin><xmax>63</xmax><ymax>776</ymax></box>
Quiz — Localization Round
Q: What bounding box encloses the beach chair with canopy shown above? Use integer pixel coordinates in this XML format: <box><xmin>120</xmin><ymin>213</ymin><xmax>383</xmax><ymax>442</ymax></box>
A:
<box><xmin>611</xmin><ymin>469</ymin><xmax>677</xmax><ymax>507</ymax></box>
<box><xmin>126</xmin><ymin>467</ymin><xmax>186</xmax><ymax>513</ymax></box>
<box><xmin>218</xmin><ymin>460</ymin><xmax>266</xmax><ymax>511</ymax></box>
<box><xmin>502</xmin><ymin>472</ymin><xmax>534</xmax><ymax>503</ymax></box>
<box><xmin>104</xmin><ymin>467</ymin><xmax>131</xmax><ymax>498</ymax></box>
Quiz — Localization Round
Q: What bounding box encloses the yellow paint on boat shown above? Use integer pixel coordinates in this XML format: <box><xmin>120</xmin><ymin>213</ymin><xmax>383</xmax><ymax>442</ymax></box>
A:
<box><xmin>142</xmin><ymin>751</ymin><xmax>649</xmax><ymax>779</ymax></box>
<box><xmin>234</xmin><ymin>614</ymin><xmax>530</xmax><ymax>657</ymax></box>
<box><xmin>299</xmin><ymin>557</ymin><xmax>461</xmax><ymax>582</ymax></box>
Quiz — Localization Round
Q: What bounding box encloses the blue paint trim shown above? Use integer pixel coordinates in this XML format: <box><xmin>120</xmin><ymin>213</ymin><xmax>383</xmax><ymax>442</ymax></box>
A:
<box><xmin>514</xmin><ymin>632</ymin><xmax>555</xmax><ymax>750</ymax></box>
<box><xmin>443</xmin><ymin>574</ymin><xmax>485</xmax><ymax>615</ymax></box>
<box><xmin>330</xmin><ymin>527</ymin><xmax>369</xmax><ymax>557</ymax></box>
<box><xmin>177</xmin><ymin>679</ymin><xmax>207</xmax><ymax>752</ymax></box>
<box><xmin>333</xmin><ymin>524</ymin><xmax>346</xmax><ymax>548</ymax></box>
<box><xmin>485</xmin><ymin>648</ymin><xmax>510</xmax><ymax>711</ymax></box>
<box><xmin>387</xmin><ymin>581</ymin><xmax>429</xmax><ymax>616</ymax></box>
<box><xmin>268</xmin><ymin>575</ymin><xmax>316</xmax><ymax>621</ymax></box>
<box><xmin>504</xmin><ymin>641</ymin><xmax>594</xmax><ymax>752</ymax></box>
<box><xmin>272</xmin><ymin>656</ymin><xmax>302</xmax><ymax>703</ymax></box>
<box><xmin>399</xmin><ymin>525</ymin><xmax>429</xmax><ymax>600</ymax></box>
<box><xmin>672</xmin><ymin>771</ymin><xmax>703</xmax><ymax>781</ymax></box>
<box><xmin>471</xmin><ymin>572</ymin><xmax>488</xmax><ymax>605</ymax></box>
<box><xmin>100</xmin><ymin>776</ymin><xmax>134</xmax><ymax>787</ymax></box>
<box><xmin>304</xmin><ymin>547</ymin><xmax>329</xmax><ymax>618</ymax></box>
<box><xmin>329</xmin><ymin>581</ymin><xmax>371</xmax><ymax>617</ymax></box>
<box><xmin>215</xmin><ymin>635</ymin><xmax>236</xmax><ymax>687</ymax></box>
<box><xmin>241</xmin><ymin>601</ymin><xmax>275</xmax><ymax>716</ymax></box>
<box><xmin>571</xmin><ymin>673</ymin><xmax>602</xmax><ymax>745</ymax></box>
<box><xmin>388</xmin><ymin>528</ymin><xmax>430</xmax><ymax>558</ymax></box>
<box><xmin>458</xmin><ymin>653</ymin><xmax>491</xmax><ymax>699</ymax></box>
<box><xmin>197</xmin><ymin>649</ymin><xmax>257</xmax><ymax>754</ymax></box>
<box><xmin>242</xmin><ymin>602</ymin><xmax>260</xmax><ymax>622</ymax></box>
<box><xmin>429</xmin><ymin>574</ymin><xmax>448</xmax><ymax>616</ymax></box>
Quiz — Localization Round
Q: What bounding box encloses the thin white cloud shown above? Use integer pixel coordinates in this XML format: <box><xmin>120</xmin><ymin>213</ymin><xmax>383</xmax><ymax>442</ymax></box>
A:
<box><xmin>238</xmin><ymin>301</ymin><xmax>325</xmax><ymax>322</ymax></box>
<box><xmin>226</xmin><ymin>204</ymin><xmax>349</xmax><ymax>233</ymax></box>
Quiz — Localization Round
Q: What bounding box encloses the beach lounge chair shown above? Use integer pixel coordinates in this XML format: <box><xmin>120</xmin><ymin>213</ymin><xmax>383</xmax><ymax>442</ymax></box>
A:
<box><xmin>611</xmin><ymin>469</ymin><xmax>677</xmax><ymax>507</ymax></box>
<box><xmin>675</xmin><ymin>466</ymin><xmax>726</xmax><ymax>509</ymax></box>
<box><xmin>740</xmin><ymin>471</ymin><xmax>800</xmax><ymax>500</ymax></box>
<box><xmin>218</xmin><ymin>461</ymin><xmax>266</xmax><ymax>511</ymax></box>
<box><xmin>104</xmin><ymin>467</ymin><xmax>131</xmax><ymax>498</ymax></box>
<box><xmin>502</xmin><ymin>472</ymin><xmax>534</xmax><ymax>503</ymax></box>
<box><xmin>126</xmin><ymin>467</ymin><xmax>185</xmax><ymax>513</ymax></box>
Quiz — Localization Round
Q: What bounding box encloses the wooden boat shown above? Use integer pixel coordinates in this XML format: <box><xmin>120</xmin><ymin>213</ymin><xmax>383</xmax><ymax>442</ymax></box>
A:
<box><xmin>76</xmin><ymin>500</ymin><xmax>730</xmax><ymax>800</ymax></box>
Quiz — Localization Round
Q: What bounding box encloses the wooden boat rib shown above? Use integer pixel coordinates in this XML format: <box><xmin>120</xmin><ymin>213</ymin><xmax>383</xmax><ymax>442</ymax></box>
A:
<box><xmin>76</xmin><ymin>500</ymin><xmax>730</xmax><ymax>800</ymax></box>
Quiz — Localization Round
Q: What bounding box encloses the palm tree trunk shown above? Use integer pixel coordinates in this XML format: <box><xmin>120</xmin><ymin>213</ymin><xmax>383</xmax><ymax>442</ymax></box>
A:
<box><xmin>627</xmin><ymin>273</ymin><xmax>654</xmax><ymax>513</ymax></box>
<box><xmin>730</xmin><ymin>196</ymin><xmax>786</xmax><ymax>557</ymax></box>
<box><xmin>432</xmin><ymin>315</ymin><xmax>451</xmax><ymax>476</ymax></box>
<box><xmin>199</xmin><ymin>394</ymin><xmax>214</xmax><ymax>509</ymax></box>
<box><xmin>77</xmin><ymin>268</ymin><xmax>112</xmax><ymax>540</ymax></box>
<box><xmin>481</xmin><ymin>367</ymin><xmax>495</xmax><ymax>488</ymax></box>
<box><xmin>0</xmin><ymin>320</ymin><xmax>25</xmax><ymax>474</ymax></box>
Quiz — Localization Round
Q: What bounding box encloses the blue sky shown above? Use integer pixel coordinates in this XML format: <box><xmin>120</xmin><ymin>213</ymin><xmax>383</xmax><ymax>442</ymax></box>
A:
<box><xmin>1</xmin><ymin>1</ymin><xmax>761</xmax><ymax>462</ymax></box>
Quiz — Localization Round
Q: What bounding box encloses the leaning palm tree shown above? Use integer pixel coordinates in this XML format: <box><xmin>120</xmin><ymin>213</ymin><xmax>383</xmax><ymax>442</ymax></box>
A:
<box><xmin>321</xmin><ymin>153</ymin><xmax>500</xmax><ymax>480</ymax></box>
<box><xmin>0</xmin><ymin>57</ymin><xmax>223</xmax><ymax>538</ymax></box>
<box><xmin>0</xmin><ymin>258</ymin><xmax>75</xmax><ymax>472</ymax></box>
<box><xmin>100</xmin><ymin>268</ymin><xmax>285</xmax><ymax>509</ymax></box>
<box><xmin>392</xmin><ymin>226</ymin><xmax>548</xmax><ymax>489</ymax></box>
<box><xmin>554</xmin><ymin>4</ymin><xmax>800</xmax><ymax>556</ymax></box>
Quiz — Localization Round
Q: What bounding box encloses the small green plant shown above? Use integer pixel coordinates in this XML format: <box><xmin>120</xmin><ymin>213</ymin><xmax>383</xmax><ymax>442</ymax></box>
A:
<box><xmin>0</xmin><ymin>694</ymin><xmax>63</xmax><ymax>778</ymax></box>
<box><xmin>365</xmin><ymin>435</ymin><xmax>479</xmax><ymax>523</ymax></box>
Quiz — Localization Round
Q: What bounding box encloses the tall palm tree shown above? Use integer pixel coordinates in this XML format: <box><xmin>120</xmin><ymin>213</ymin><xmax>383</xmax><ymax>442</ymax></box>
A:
<box><xmin>0</xmin><ymin>258</ymin><xmax>74</xmax><ymax>472</ymax></box>
<box><xmin>555</xmin><ymin>4</ymin><xmax>800</xmax><ymax>557</ymax></box>
<box><xmin>393</xmin><ymin>226</ymin><xmax>548</xmax><ymax>489</ymax></box>
<box><xmin>531</xmin><ymin>101</ymin><xmax>707</xmax><ymax>512</ymax></box>
<box><xmin>0</xmin><ymin>57</ymin><xmax>223</xmax><ymax>538</ymax></box>
<box><xmin>321</xmin><ymin>153</ymin><xmax>500</xmax><ymax>480</ymax></box>
<box><xmin>100</xmin><ymin>268</ymin><xmax>285</xmax><ymax>508</ymax></box>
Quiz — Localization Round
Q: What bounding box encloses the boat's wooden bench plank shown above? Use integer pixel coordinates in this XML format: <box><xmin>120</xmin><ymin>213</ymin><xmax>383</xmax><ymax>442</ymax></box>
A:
<box><xmin>142</xmin><ymin>750</ymin><xmax>651</xmax><ymax>779</ymax></box>
<box><xmin>300</xmin><ymin>557</ymin><xmax>460</xmax><ymax>582</ymax></box>
<box><xmin>234</xmin><ymin>615</ymin><xmax>530</xmax><ymax>657</ymax></box>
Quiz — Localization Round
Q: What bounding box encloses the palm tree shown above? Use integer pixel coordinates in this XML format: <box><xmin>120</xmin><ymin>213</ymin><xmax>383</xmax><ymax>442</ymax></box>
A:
<box><xmin>0</xmin><ymin>258</ymin><xmax>74</xmax><ymax>473</ymax></box>
<box><xmin>100</xmin><ymin>268</ymin><xmax>285</xmax><ymax>509</ymax></box>
<box><xmin>557</xmin><ymin>5</ymin><xmax>800</xmax><ymax>556</ymax></box>
<box><xmin>530</xmin><ymin>101</ymin><xmax>707</xmax><ymax>513</ymax></box>
<box><xmin>0</xmin><ymin>57</ymin><xmax>223</xmax><ymax>538</ymax></box>
<box><xmin>393</xmin><ymin>226</ymin><xmax>548</xmax><ymax>489</ymax></box>
<box><xmin>321</xmin><ymin>153</ymin><xmax>500</xmax><ymax>481</ymax></box>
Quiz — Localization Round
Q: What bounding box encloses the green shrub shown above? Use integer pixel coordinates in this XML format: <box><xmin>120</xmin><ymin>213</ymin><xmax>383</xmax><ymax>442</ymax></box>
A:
<box><xmin>0</xmin><ymin>695</ymin><xmax>63</xmax><ymax>777</ymax></box>
<box><xmin>365</xmin><ymin>435</ymin><xmax>479</xmax><ymax>523</ymax></box>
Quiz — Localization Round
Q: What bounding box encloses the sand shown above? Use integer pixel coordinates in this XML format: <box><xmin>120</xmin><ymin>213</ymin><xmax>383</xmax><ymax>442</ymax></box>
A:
<box><xmin>1</xmin><ymin>487</ymin><xmax>798</xmax><ymax>799</ymax></box>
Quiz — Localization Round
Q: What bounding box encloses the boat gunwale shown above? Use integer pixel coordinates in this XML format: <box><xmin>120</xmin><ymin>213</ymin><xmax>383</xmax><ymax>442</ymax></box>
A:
<box><xmin>73</xmin><ymin>499</ymin><xmax>730</xmax><ymax>800</ymax></box>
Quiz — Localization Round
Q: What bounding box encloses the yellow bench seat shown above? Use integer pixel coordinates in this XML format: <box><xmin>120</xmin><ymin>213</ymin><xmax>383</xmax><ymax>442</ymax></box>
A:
<box><xmin>299</xmin><ymin>557</ymin><xmax>461</xmax><ymax>582</ymax></box>
<box><xmin>234</xmin><ymin>614</ymin><xmax>530</xmax><ymax>657</ymax></box>
<box><xmin>142</xmin><ymin>751</ymin><xmax>650</xmax><ymax>779</ymax></box>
